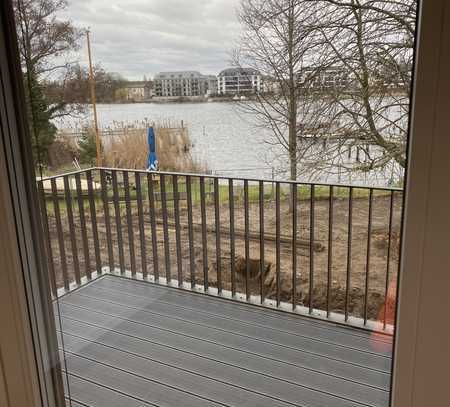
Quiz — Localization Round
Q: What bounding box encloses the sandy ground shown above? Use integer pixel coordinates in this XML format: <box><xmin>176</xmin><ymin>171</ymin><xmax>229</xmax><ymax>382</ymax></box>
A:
<box><xmin>46</xmin><ymin>193</ymin><xmax>402</xmax><ymax>323</ymax></box>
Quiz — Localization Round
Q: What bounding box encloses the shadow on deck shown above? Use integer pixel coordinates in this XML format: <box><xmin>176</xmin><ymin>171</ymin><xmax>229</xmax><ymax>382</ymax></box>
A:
<box><xmin>56</xmin><ymin>274</ymin><xmax>393</xmax><ymax>407</ymax></box>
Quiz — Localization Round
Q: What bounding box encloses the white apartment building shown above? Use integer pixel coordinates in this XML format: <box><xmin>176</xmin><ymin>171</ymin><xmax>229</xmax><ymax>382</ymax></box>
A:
<box><xmin>297</xmin><ymin>67</ymin><xmax>349</xmax><ymax>90</ymax></box>
<box><xmin>154</xmin><ymin>71</ymin><xmax>209</xmax><ymax>97</ymax></box>
<box><xmin>217</xmin><ymin>68</ymin><xmax>261</xmax><ymax>95</ymax></box>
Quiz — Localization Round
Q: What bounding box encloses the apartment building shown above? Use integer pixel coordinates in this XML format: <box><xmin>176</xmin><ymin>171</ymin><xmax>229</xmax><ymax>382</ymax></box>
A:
<box><xmin>298</xmin><ymin>67</ymin><xmax>349</xmax><ymax>90</ymax></box>
<box><xmin>154</xmin><ymin>71</ymin><xmax>209</xmax><ymax>97</ymax></box>
<box><xmin>217</xmin><ymin>67</ymin><xmax>261</xmax><ymax>95</ymax></box>
<box><xmin>117</xmin><ymin>80</ymin><xmax>154</xmax><ymax>102</ymax></box>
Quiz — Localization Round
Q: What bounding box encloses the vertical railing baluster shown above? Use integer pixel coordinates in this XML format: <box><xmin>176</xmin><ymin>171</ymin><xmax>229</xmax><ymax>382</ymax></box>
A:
<box><xmin>384</xmin><ymin>191</ymin><xmax>395</xmax><ymax>328</ymax></box>
<box><xmin>229</xmin><ymin>179</ymin><xmax>236</xmax><ymax>297</ymax></box>
<box><xmin>292</xmin><ymin>184</ymin><xmax>298</xmax><ymax>311</ymax></box>
<box><xmin>345</xmin><ymin>186</ymin><xmax>354</xmax><ymax>322</ymax></box>
<box><xmin>276</xmin><ymin>182</ymin><xmax>281</xmax><ymax>307</ymax></box>
<box><xmin>173</xmin><ymin>175</ymin><xmax>183</xmax><ymax>286</ymax></box>
<box><xmin>160</xmin><ymin>174</ymin><xmax>171</xmax><ymax>282</ymax></box>
<box><xmin>135</xmin><ymin>172</ymin><xmax>147</xmax><ymax>279</ymax></box>
<box><xmin>244</xmin><ymin>180</ymin><xmax>250</xmax><ymax>301</ymax></box>
<box><xmin>123</xmin><ymin>171</ymin><xmax>136</xmax><ymax>276</ymax></box>
<box><xmin>38</xmin><ymin>181</ymin><xmax>57</xmax><ymax>297</ymax></box>
<box><xmin>100</xmin><ymin>169</ymin><xmax>114</xmax><ymax>274</ymax></box>
<box><xmin>364</xmin><ymin>189</ymin><xmax>374</xmax><ymax>324</ymax></box>
<box><xmin>186</xmin><ymin>176</ymin><xmax>195</xmax><ymax>288</ymax></box>
<box><xmin>112</xmin><ymin>171</ymin><xmax>125</xmax><ymax>274</ymax></box>
<box><xmin>75</xmin><ymin>173</ymin><xmax>91</xmax><ymax>279</ymax></box>
<box><xmin>327</xmin><ymin>186</ymin><xmax>334</xmax><ymax>318</ymax></box>
<box><xmin>259</xmin><ymin>181</ymin><xmax>264</xmax><ymax>304</ymax></box>
<box><xmin>147</xmin><ymin>173</ymin><xmax>159</xmax><ymax>281</ymax></box>
<box><xmin>51</xmin><ymin>178</ymin><xmax>69</xmax><ymax>291</ymax></box>
<box><xmin>200</xmin><ymin>177</ymin><xmax>208</xmax><ymax>291</ymax></box>
<box><xmin>309</xmin><ymin>185</ymin><xmax>315</xmax><ymax>314</ymax></box>
<box><xmin>63</xmin><ymin>176</ymin><xmax>80</xmax><ymax>286</ymax></box>
<box><xmin>86</xmin><ymin>170</ymin><xmax>102</xmax><ymax>275</ymax></box>
<box><xmin>214</xmin><ymin>178</ymin><xmax>222</xmax><ymax>294</ymax></box>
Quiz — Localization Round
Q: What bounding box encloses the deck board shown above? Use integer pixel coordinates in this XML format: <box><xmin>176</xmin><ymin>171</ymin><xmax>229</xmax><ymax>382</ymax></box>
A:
<box><xmin>58</xmin><ymin>275</ymin><xmax>392</xmax><ymax>407</ymax></box>
<box><xmin>94</xmin><ymin>276</ymin><xmax>392</xmax><ymax>350</ymax></box>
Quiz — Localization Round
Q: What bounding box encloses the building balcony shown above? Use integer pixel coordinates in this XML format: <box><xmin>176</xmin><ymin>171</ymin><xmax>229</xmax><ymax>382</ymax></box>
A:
<box><xmin>39</xmin><ymin>168</ymin><xmax>399</xmax><ymax>407</ymax></box>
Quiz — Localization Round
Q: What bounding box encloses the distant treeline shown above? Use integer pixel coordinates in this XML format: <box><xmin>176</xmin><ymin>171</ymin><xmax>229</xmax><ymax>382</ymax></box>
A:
<box><xmin>43</xmin><ymin>63</ymin><xmax>130</xmax><ymax>104</ymax></box>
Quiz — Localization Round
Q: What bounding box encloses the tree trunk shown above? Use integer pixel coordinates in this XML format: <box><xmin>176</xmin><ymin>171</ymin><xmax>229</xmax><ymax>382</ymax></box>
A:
<box><xmin>288</xmin><ymin>0</ymin><xmax>297</xmax><ymax>212</ymax></box>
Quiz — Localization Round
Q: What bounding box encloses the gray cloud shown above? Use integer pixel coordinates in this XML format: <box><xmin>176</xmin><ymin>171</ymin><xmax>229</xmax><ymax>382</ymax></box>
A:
<box><xmin>63</xmin><ymin>0</ymin><xmax>241</xmax><ymax>79</ymax></box>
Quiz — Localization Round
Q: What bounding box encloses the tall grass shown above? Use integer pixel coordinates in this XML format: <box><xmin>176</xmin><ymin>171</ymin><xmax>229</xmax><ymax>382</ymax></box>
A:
<box><xmin>102</xmin><ymin>121</ymin><xmax>208</xmax><ymax>173</ymax></box>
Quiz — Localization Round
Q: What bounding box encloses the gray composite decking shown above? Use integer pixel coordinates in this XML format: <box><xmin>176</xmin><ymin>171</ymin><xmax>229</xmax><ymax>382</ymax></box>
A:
<box><xmin>56</xmin><ymin>275</ymin><xmax>393</xmax><ymax>407</ymax></box>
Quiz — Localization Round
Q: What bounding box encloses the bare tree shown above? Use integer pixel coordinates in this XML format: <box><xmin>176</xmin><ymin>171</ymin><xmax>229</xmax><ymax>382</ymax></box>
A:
<box><xmin>234</xmin><ymin>0</ymin><xmax>319</xmax><ymax>181</ymax></box>
<box><xmin>13</xmin><ymin>0</ymin><xmax>82</xmax><ymax>167</ymax></box>
<box><xmin>298</xmin><ymin>0</ymin><xmax>417</xmax><ymax>184</ymax></box>
<box><xmin>235</xmin><ymin>0</ymin><xmax>416</xmax><ymax>185</ymax></box>
<box><xmin>14</xmin><ymin>0</ymin><xmax>81</xmax><ymax>77</ymax></box>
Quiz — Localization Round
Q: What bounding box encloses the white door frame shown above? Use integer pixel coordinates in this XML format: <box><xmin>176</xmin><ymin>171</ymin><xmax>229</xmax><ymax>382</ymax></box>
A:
<box><xmin>1</xmin><ymin>0</ymin><xmax>450</xmax><ymax>406</ymax></box>
<box><xmin>0</xmin><ymin>2</ymin><xmax>64</xmax><ymax>406</ymax></box>
<box><xmin>392</xmin><ymin>0</ymin><xmax>450</xmax><ymax>405</ymax></box>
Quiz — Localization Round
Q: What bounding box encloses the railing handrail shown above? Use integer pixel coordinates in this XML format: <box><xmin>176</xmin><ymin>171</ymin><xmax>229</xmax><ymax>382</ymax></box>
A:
<box><xmin>39</xmin><ymin>166</ymin><xmax>403</xmax><ymax>192</ymax></box>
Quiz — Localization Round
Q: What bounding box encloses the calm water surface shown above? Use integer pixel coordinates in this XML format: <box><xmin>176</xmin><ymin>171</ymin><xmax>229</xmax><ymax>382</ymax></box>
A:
<box><xmin>58</xmin><ymin>102</ymin><xmax>280</xmax><ymax>179</ymax></box>
<box><xmin>57</xmin><ymin>102</ymin><xmax>401</xmax><ymax>186</ymax></box>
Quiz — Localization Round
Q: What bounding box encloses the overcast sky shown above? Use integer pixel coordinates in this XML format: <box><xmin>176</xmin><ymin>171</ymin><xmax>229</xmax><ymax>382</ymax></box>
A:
<box><xmin>63</xmin><ymin>0</ymin><xmax>242</xmax><ymax>80</ymax></box>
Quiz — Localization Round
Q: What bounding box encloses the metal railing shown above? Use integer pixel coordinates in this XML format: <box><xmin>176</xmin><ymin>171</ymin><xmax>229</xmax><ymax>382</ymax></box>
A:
<box><xmin>38</xmin><ymin>167</ymin><xmax>402</xmax><ymax>333</ymax></box>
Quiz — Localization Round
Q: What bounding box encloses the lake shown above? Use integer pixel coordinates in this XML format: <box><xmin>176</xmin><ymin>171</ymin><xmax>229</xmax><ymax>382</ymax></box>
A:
<box><xmin>56</xmin><ymin>102</ymin><xmax>402</xmax><ymax>186</ymax></box>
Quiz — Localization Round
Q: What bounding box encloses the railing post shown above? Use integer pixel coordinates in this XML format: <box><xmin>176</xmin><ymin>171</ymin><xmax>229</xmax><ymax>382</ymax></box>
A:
<box><xmin>50</xmin><ymin>178</ymin><xmax>69</xmax><ymax>291</ymax></box>
<box><xmin>214</xmin><ymin>178</ymin><xmax>222</xmax><ymax>294</ymax></box>
<box><xmin>63</xmin><ymin>176</ymin><xmax>81</xmax><ymax>286</ymax></box>
<box><xmin>160</xmin><ymin>174</ymin><xmax>171</xmax><ymax>282</ymax></box>
<box><xmin>123</xmin><ymin>171</ymin><xmax>136</xmax><ymax>276</ymax></box>
<box><xmin>292</xmin><ymin>184</ymin><xmax>297</xmax><ymax>311</ymax></box>
<box><xmin>275</xmin><ymin>182</ymin><xmax>281</xmax><ymax>307</ymax></box>
<box><xmin>229</xmin><ymin>179</ymin><xmax>236</xmax><ymax>297</ymax></box>
<box><xmin>147</xmin><ymin>173</ymin><xmax>159</xmax><ymax>281</ymax></box>
<box><xmin>364</xmin><ymin>189</ymin><xmax>374</xmax><ymax>324</ymax></box>
<box><xmin>112</xmin><ymin>170</ymin><xmax>125</xmax><ymax>274</ymax></box>
<box><xmin>309</xmin><ymin>185</ymin><xmax>315</xmax><ymax>314</ymax></box>
<box><xmin>135</xmin><ymin>172</ymin><xmax>147</xmax><ymax>279</ymax></box>
<box><xmin>345</xmin><ymin>187</ymin><xmax>354</xmax><ymax>322</ymax></box>
<box><xmin>186</xmin><ymin>176</ymin><xmax>195</xmax><ymax>288</ymax></box>
<box><xmin>86</xmin><ymin>169</ymin><xmax>102</xmax><ymax>276</ymax></box>
<box><xmin>75</xmin><ymin>172</ymin><xmax>91</xmax><ymax>279</ymax></box>
<box><xmin>37</xmin><ymin>181</ymin><xmax>57</xmax><ymax>298</ymax></box>
<box><xmin>244</xmin><ymin>180</ymin><xmax>250</xmax><ymax>301</ymax></box>
<box><xmin>259</xmin><ymin>181</ymin><xmax>265</xmax><ymax>304</ymax></box>
<box><xmin>100</xmin><ymin>169</ymin><xmax>115</xmax><ymax>274</ymax></box>
<box><xmin>173</xmin><ymin>174</ymin><xmax>183</xmax><ymax>287</ymax></box>
<box><xmin>327</xmin><ymin>186</ymin><xmax>334</xmax><ymax>318</ymax></box>
<box><xmin>200</xmin><ymin>176</ymin><xmax>208</xmax><ymax>291</ymax></box>
<box><xmin>384</xmin><ymin>190</ymin><xmax>395</xmax><ymax>328</ymax></box>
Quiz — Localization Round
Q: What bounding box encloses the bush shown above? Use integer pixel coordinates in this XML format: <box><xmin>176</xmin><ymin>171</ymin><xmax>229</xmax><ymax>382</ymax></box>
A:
<box><xmin>47</xmin><ymin>134</ymin><xmax>79</xmax><ymax>170</ymax></box>
<box><xmin>78</xmin><ymin>126</ymin><xmax>98</xmax><ymax>165</ymax></box>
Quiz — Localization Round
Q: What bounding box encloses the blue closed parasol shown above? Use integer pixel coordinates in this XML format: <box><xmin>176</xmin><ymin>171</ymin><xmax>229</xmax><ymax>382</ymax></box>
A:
<box><xmin>147</xmin><ymin>127</ymin><xmax>158</xmax><ymax>170</ymax></box>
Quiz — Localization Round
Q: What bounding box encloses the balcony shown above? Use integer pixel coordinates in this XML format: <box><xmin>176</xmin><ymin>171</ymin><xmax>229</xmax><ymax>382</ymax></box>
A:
<box><xmin>39</xmin><ymin>168</ymin><xmax>399</xmax><ymax>407</ymax></box>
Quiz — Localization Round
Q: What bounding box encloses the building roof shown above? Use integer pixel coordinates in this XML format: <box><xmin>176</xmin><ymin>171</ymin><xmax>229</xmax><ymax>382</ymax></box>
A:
<box><xmin>154</xmin><ymin>71</ymin><xmax>207</xmax><ymax>80</ymax></box>
<box><xmin>218</xmin><ymin>67</ymin><xmax>260</xmax><ymax>77</ymax></box>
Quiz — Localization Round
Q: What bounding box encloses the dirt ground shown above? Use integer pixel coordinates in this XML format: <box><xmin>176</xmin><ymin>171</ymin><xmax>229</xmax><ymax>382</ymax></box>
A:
<box><xmin>46</xmin><ymin>193</ymin><xmax>402</xmax><ymax>323</ymax></box>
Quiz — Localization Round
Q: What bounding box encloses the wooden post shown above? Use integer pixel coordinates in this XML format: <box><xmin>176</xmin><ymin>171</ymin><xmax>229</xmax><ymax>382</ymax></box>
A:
<box><xmin>86</xmin><ymin>30</ymin><xmax>102</xmax><ymax>166</ymax></box>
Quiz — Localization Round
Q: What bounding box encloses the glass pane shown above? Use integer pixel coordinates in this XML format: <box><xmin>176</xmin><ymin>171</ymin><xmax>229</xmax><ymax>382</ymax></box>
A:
<box><xmin>13</xmin><ymin>0</ymin><xmax>418</xmax><ymax>406</ymax></box>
